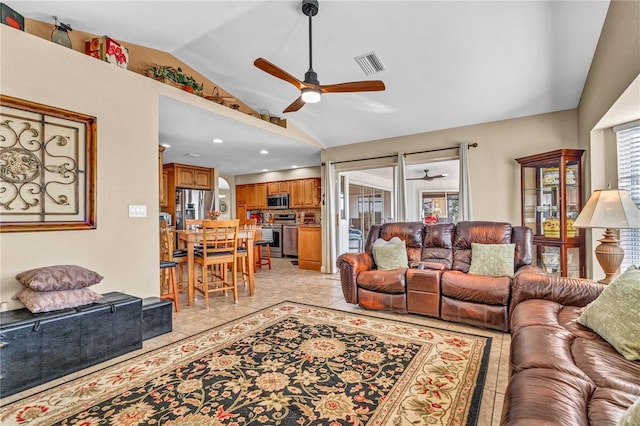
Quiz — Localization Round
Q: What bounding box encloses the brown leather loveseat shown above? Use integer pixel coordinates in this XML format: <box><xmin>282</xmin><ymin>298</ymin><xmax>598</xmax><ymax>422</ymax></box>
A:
<box><xmin>336</xmin><ymin>221</ymin><xmax>534</xmax><ymax>332</ymax></box>
<box><xmin>501</xmin><ymin>271</ymin><xmax>640</xmax><ymax>425</ymax></box>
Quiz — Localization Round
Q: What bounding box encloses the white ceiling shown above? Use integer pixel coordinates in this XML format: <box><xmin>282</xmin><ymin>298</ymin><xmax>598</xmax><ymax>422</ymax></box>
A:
<box><xmin>10</xmin><ymin>1</ymin><xmax>610</xmax><ymax>176</ymax></box>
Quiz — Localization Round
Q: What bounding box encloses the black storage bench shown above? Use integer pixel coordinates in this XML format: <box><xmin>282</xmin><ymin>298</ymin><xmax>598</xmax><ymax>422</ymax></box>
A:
<box><xmin>0</xmin><ymin>292</ymin><xmax>142</xmax><ymax>398</ymax></box>
<box><xmin>142</xmin><ymin>297</ymin><xmax>173</xmax><ymax>340</ymax></box>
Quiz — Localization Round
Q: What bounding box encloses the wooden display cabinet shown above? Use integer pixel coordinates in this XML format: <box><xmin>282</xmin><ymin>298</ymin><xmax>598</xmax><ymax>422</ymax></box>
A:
<box><xmin>516</xmin><ymin>149</ymin><xmax>585</xmax><ymax>278</ymax></box>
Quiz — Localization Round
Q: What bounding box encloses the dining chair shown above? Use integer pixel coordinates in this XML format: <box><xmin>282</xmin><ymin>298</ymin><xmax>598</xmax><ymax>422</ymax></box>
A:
<box><xmin>237</xmin><ymin>218</ymin><xmax>257</xmax><ymax>288</ymax></box>
<box><xmin>194</xmin><ymin>219</ymin><xmax>239</xmax><ymax>308</ymax></box>
<box><xmin>159</xmin><ymin>220</ymin><xmax>180</xmax><ymax>312</ymax></box>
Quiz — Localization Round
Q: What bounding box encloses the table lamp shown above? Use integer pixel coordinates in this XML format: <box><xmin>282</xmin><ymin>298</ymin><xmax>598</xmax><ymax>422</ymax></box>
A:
<box><xmin>574</xmin><ymin>189</ymin><xmax>640</xmax><ymax>284</ymax></box>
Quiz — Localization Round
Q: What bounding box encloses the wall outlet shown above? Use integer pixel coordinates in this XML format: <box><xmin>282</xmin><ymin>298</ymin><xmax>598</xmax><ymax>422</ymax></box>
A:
<box><xmin>128</xmin><ymin>205</ymin><xmax>147</xmax><ymax>218</ymax></box>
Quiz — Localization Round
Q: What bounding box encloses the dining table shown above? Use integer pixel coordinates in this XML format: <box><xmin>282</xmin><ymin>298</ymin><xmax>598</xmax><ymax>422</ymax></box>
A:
<box><xmin>176</xmin><ymin>228</ymin><xmax>255</xmax><ymax>305</ymax></box>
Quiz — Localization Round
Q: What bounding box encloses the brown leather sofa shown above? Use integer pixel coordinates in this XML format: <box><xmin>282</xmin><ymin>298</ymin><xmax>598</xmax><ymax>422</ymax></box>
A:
<box><xmin>502</xmin><ymin>271</ymin><xmax>640</xmax><ymax>425</ymax></box>
<box><xmin>336</xmin><ymin>221</ymin><xmax>534</xmax><ymax>332</ymax></box>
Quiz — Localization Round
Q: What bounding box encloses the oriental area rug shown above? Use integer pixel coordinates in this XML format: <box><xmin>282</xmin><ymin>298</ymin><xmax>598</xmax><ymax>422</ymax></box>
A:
<box><xmin>1</xmin><ymin>302</ymin><xmax>491</xmax><ymax>426</ymax></box>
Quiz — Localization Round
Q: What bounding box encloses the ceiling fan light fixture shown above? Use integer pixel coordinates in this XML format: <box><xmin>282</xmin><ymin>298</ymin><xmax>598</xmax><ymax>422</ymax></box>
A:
<box><xmin>301</xmin><ymin>88</ymin><xmax>321</xmax><ymax>103</ymax></box>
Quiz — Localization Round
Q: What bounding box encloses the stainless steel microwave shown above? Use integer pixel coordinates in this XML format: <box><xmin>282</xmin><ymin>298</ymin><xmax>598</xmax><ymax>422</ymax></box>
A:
<box><xmin>267</xmin><ymin>194</ymin><xmax>289</xmax><ymax>209</ymax></box>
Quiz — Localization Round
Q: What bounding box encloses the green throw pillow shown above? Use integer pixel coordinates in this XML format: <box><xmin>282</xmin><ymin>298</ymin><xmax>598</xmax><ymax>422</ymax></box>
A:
<box><xmin>618</xmin><ymin>396</ymin><xmax>640</xmax><ymax>426</ymax></box>
<box><xmin>577</xmin><ymin>265</ymin><xmax>640</xmax><ymax>361</ymax></box>
<box><xmin>468</xmin><ymin>243</ymin><xmax>516</xmax><ymax>278</ymax></box>
<box><xmin>372</xmin><ymin>237</ymin><xmax>408</xmax><ymax>270</ymax></box>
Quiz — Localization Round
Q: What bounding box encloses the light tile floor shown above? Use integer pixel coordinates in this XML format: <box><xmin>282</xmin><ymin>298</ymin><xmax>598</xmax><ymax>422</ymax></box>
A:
<box><xmin>2</xmin><ymin>257</ymin><xmax>509</xmax><ymax>425</ymax></box>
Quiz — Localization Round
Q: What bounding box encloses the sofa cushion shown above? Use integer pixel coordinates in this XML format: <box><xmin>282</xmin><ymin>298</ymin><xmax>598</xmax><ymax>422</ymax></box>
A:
<box><xmin>452</xmin><ymin>221</ymin><xmax>512</xmax><ymax>272</ymax></box>
<box><xmin>421</xmin><ymin>223</ymin><xmax>454</xmax><ymax>268</ymax></box>
<box><xmin>618</xmin><ymin>397</ymin><xmax>640</xmax><ymax>426</ymax></box>
<box><xmin>577</xmin><ymin>265</ymin><xmax>640</xmax><ymax>361</ymax></box>
<box><xmin>16</xmin><ymin>265</ymin><xmax>104</xmax><ymax>291</ymax></box>
<box><xmin>441</xmin><ymin>270</ymin><xmax>511</xmax><ymax>305</ymax></box>
<box><xmin>468</xmin><ymin>243</ymin><xmax>515</xmax><ymax>278</ymax></box>
<box><xmin>372</xmin><ymin>237</ymin><xmax>409</xmax><ymax>270</ymax></box>
<box><xmin>17</xmin><ymin>287</ymin><xmax>102</xmax><ymax>313</ymax></box>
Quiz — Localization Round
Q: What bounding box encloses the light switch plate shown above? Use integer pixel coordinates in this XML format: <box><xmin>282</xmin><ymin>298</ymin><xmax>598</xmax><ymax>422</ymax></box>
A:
<box><xmin>128</xmin><ymin>205</ymin><xmax>147</xmax><ymax>217</ymax></box>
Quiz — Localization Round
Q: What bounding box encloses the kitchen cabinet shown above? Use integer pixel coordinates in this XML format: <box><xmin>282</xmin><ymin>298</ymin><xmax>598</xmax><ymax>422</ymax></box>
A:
<box><xmin>164</xmin><ymin>163</ymin><xmax>213</xmax><ymax>190</ymax></box>
<box><xmin>246</xmin><ymin>183</ymin><xmax>267</xmax><ymax>209</ymax></box>
<box><xmin>268</xmin><ymin>181</ymin><xmax>290</xmax><ymax>195</ymax></box>
<box><xmin>160</xmin><ymin>170</ymin><xmax>169</xmax><ymax>208</ymax></box>
<box><xmin>298</xmin><ymin>225</ymin><xmax>322</xmax><ymax>271</ymax></box>
<box><xmin>158</xmin><ymin>146</ymin><xmax>167</xmax><ymax>208</ymax></box>
<box><xmin>290</xmin><ymin>178</ymin><xmax>320</xmax><ymax>208</ymax></box>
<box><xmin>516</xmin><ymin>149</ymin><xmax>585</xmax><ymax>278</ymax></box>
<box><xmin>236</xmin><ymin>184</ymin><xmax>248</xmax><ymax>219</ymax></box>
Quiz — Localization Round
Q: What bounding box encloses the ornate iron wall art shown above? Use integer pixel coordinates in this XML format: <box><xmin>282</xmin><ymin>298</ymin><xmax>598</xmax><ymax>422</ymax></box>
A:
<box><xmin>0</xmin><ymin>95</ymin><xmax>97</xmax><ymax>232</ymax></box>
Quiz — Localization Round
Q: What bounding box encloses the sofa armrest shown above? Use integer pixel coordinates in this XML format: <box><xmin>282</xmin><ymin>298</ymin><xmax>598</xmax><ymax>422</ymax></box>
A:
<box><xmin>336</xmin><ymin>252</ymin><xmax>375</xmax><ymax>304</ymax></box>
<box><xmin>509</xmin><ymin>271</ymin><xmax>606</xmax><ymax>317</ymax></box>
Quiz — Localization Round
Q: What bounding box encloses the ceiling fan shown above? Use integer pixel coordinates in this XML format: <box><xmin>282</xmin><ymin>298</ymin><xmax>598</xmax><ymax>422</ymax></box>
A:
<box><xmin>406</xmin><ymin>170</ymin><xmax>449</xmax><ymax>181</ymax></box>
<box><xmin>254</xmin><ymin>0</ymin><xmax>385</xmax><ymax>113</ymax></box>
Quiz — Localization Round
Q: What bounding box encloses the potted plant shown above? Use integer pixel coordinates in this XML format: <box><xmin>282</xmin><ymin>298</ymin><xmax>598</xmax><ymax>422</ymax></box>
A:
<box><xmin>145</xmin><ymin>65</ymin><xmax>203</xmax><ymax>94</ymax></box>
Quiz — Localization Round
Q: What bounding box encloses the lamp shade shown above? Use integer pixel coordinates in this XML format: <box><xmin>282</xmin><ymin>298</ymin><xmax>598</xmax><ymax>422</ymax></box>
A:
<box><xmin>574</xmin><ymin>189</ymin><xmax>640</xmax><ymax>229</ymax></box>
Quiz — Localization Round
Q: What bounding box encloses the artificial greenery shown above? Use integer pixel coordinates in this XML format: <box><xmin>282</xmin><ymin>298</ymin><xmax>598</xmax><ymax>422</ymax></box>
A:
<box><xmin>147</xmin><ymin>65</ymin><xmax>203</xmax><ymax>92</ymax></box>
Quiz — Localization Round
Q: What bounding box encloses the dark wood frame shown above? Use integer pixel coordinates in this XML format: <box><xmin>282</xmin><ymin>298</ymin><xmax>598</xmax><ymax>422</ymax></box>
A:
<box><xmin>0</xmin><ymin>95</ymin><xmax>97</xmax><ymax>232</ymax></box>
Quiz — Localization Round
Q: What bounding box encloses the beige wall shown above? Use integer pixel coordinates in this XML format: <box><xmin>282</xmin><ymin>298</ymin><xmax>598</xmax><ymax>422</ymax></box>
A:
<box><xmin>323</xmin><ymin>110</ymin><xmax>578</xmax><ymax>225</ymax></box>
<box><xmin>576</xmin><ymin>0</ymin><xmax>640</xmax><ymax>278</ymax></box>
<box><xmin>0</xmin><ymin>27</ymin><xmax>162</xmax><ymax>309</ymax></box>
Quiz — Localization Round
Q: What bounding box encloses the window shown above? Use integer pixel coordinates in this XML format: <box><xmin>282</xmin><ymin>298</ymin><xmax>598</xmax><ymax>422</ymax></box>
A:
<box><xmin>615</xmin><ymin>121</ymin><xmax>640</xmax><ymax>270</ymax></box>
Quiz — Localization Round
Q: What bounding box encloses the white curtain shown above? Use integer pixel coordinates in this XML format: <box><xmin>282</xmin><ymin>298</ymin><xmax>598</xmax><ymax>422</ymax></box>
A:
<box><xmin>321</xmin><ymin>161</ymin><xmax>337</xmax><ymax>273</ymax></box>
<box><xmin>395</xmin><ymin>152</ymin><xmax>407</xmax><ymax>222</ymax></box>
<box><xmin>459</xmin><ymin>142</ymin><xmax>473</xmax><ymax>221</ymax></box>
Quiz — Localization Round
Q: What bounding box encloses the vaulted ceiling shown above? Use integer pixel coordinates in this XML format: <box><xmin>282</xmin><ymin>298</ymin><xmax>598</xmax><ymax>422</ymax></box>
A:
<box><xmin>11</xmin><ymin>1</ymin><xmax>610</xmax><ymax>175</ymax></box>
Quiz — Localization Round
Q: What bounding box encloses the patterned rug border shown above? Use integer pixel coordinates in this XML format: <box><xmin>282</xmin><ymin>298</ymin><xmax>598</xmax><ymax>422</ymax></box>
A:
<box><xmin>1</xmin><ymin>301</ymin><xmax>493</xmax><ymax>425</ymax></box>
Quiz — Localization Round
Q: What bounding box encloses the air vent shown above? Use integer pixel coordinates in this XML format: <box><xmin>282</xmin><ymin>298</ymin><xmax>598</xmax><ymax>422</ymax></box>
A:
<box><xmin>354</xmin><ymin>51</ymin><xmax>386</xmax><ymax>76</ymax></box>
<box><xmin>184</xmin><ymin>153</ymin><xmax>200</xmax><ymax>158</ymax></box>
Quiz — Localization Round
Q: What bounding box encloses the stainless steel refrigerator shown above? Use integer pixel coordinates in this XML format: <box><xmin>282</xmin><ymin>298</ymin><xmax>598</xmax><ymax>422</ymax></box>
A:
<box><xmin>175</xmin><ymin>188</ymin><xmax>215</xmax><ymax>230</ymax></box>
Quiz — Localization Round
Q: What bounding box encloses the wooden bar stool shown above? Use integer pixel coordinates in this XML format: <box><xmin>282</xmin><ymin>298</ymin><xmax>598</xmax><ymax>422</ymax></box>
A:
<box><xmin>254</xmin><ymin>239</ymin><xmax>272</xmax><ymax>270</ymax></box>
<box><xmin>160</xmin><ymin>260</ymin><xmax>180</xmax><ymax>312</ymax></box>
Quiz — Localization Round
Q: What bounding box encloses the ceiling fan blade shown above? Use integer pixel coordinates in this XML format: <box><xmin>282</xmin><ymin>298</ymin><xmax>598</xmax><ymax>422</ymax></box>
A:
<box><xmin>320</xmin><ymin>80</ymin><xmax>386</xmax><ymax>93</ymax></box>
<box><xmin>254</xmin><ymin>58</ymin><xmax>306</xmax><ymax>90</ymax></box>
<box><xmin>406</xmin><ymin>177</ymin><xmax>428</xmax><ymax>180</ymax></box>
<box><xmin>283</xmin><ymin>96</ymin><xmax>306</xmax><ymax>113</ymax></box>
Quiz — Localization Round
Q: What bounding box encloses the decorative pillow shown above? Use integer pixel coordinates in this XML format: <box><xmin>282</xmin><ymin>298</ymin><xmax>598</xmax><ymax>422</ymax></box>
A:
<box><xmin>618</xmin><ymin>396</ymin><xmax>640</xmax><ymax>426</ymax></box>
<box><xmin>468</xmin><ymin>243</ymin><xmax>516</xmax><ymax>278</ymax></box>
<box><xmin>577</xmin><ymin>265</ymin><xmax>640</xmax><ymax>361</ymax></box>
<box><xmin>372</xmin><ymin>237</ymin><xmax>408</xmax><ymax>270</ymax></box>
<box><xmin>16</xmin><ymin>265</ymin><xmax>103</xmax><ymax>291</ymax></box>
<box><xmin>17</xmin><ymin>287</ymin><xmax>102</xmax><ymax>313</ymax></box>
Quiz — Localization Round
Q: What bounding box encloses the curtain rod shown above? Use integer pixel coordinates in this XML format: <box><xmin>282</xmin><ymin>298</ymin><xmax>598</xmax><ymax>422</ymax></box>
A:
<box><xmin>321</xmin><ymin>143</ymin><xmax>478</xmax><ymax>166</ymax></box>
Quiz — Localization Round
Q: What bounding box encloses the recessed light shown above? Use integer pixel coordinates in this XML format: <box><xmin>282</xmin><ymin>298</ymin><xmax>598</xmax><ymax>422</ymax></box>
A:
<box><xmin>260</xmin><ymin>150</ymin><xmax>269</xmax><ymax>155</ymax></box>
<box><xmin>262</xmin><ymin>168</ymin><xmax>269</xmax><ymax>172</ymax></box>
<box><xmin>291</xmin><ymin>165</ymin><xmax>298</xmax><ymax>169</ymax></box>
<box><xmin>212</xmin><ymin>138</ymin><xmax>223</xmax><ymax>144</ymax></box>
<box><xmin>160</xmin><ymin>143</ymin><xmax>171</xmax><ymax>148</ymax></box>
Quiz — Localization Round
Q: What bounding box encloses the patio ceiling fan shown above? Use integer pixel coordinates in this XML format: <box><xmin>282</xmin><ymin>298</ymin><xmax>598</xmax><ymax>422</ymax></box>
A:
<box><xmin>406</xmin><ymin>170</ymin><xmax>449</xmax><ymax>181</ymax></box>
<box><xmin>254</xmin><ymin>0</ymin><xmax>385</xmax><ymax>113</ymax></box>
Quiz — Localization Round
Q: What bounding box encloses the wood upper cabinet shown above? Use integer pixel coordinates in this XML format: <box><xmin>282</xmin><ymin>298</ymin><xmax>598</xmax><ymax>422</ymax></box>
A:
<box><xmin>158</xmin><ymin>146</ymin><xmax>167</xmax><ymax>208</ymax></box>
<box><xmin>173</xmin><ymin>165</ymin><xmax>212</xmax><ymax>190</ymax></box>
<box><xmin>160</xmin><ymin>171</ymin><xmax>169</xmax><ymax>208</ymax></box>
<box><xmin>267</xmin><ymin>181</ymin><xmax>290</xmax><ymax>195</ymax></box>
<box><xmin>237</xmin><ymin>183</ymin><xmax>267</xmax><ymax>209</ymax></box>
<box><xmin>290</xmin><ymin>178</ymin><xmax>320</xmax><ymax>208</ymax></box>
